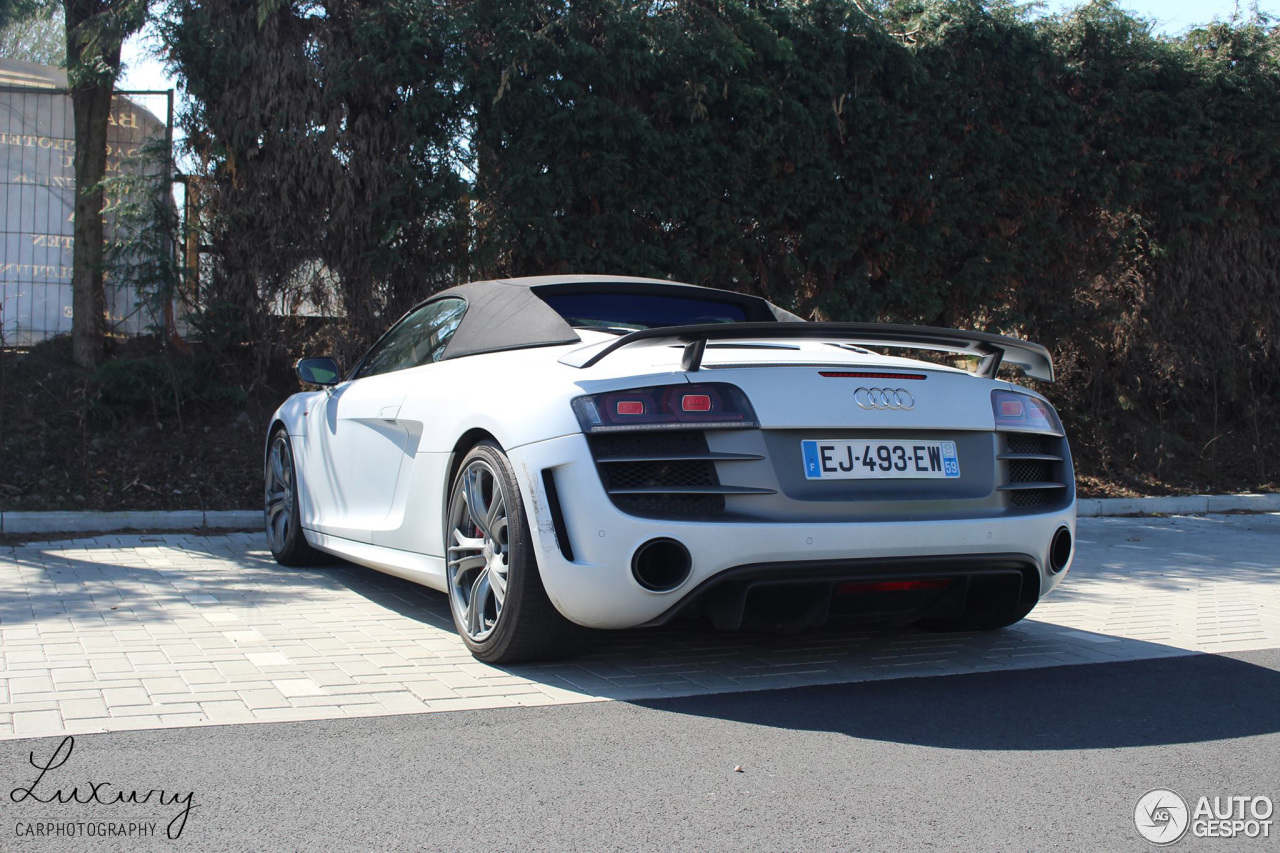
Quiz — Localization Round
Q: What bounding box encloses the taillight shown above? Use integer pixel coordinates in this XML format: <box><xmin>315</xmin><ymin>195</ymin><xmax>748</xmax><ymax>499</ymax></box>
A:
<box><xmin>572</xmin><ymin>383</ymin><xmax>758</xmax><ymax>433</ymax></box>
<box><xmin>991</xmin><ymin>390</ymin><xmax>1064</xmax><ymax>435</ymax></box>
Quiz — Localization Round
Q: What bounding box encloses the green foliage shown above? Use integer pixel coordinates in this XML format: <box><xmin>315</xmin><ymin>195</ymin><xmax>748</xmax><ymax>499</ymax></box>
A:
<box><xmin>88</xmin><ymin>351</ymin><xmax>246</xmax><ymax>425</ymax></box>
<box><xmin>164</xmin><ymin>0</ymin><xmax>1280</xmax><ymax>487</ymax></box>
<box><xmin>0</xmin><ymin>0</ymin><xmax>56</xmax><ymax>31</ymax></box>
<box><xmin>62</xmin><ymin>0</ymin><xmax>149</xmax><ymax>88</ymax></box>
<box><xmin>0</xmin><ymin>3</ymin><xmax>65</xmax><ymax>65</ymax></box>
<box><xmin>103</xmin><ymin>137</ymin><xmax>184</xmax><ymax>335</ymax></box>
<box><xmin>162</xmin><ymin>0</ymin><xmax>470</xmax><ymax>362</ymax></box>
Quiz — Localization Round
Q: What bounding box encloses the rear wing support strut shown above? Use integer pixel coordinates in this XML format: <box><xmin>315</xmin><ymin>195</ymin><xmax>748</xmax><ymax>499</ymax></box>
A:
<box><xmin>560</xmin><ymin>322</ymin><xmax>1054</xmax><ymax>382</ymax></box>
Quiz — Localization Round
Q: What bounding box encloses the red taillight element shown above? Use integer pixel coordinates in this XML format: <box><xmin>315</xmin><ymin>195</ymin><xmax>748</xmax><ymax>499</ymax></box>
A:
<box><xmin>991</xmin><ymin>389</ymin><xmax>1064</xmax><ymax>435</ymax></box>
<box><xmin>572</xmin><ymin>383</ymin><xmax>758</xmax><ymax>433</ymax></box>
<box><xmin>820</xmin><ymin>371</ymin><xmax>927</xmax><ymax>380</ymax></box>
<box><xmin>836</xmin><ymin>579</ymin><xmax>951</xmax><ymax>595</ymax></box>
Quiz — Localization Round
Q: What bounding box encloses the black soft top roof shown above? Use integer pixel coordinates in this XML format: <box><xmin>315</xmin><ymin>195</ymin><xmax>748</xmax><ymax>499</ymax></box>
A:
<box><xmin>435</xmin><ymin>275</ymin><xmax>801</xmax><ymax>361</ymax></box>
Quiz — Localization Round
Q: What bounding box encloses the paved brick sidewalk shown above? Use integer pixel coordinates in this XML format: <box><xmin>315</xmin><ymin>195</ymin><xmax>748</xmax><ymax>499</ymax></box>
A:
<box><xmin>2</xmin><ymin>514</ymin><xmax>1278</xmax><ymax>740</ymax></box>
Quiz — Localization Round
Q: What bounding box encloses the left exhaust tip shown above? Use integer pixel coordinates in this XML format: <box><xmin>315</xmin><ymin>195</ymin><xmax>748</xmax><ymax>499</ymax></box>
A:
<box><xmin>631</xmin><ymin>538</ymin><xmax>692</xmax><ymax>592</ymax></box>
<box><xmin>1049</xmin><ymin>526</ymin><xmax>1073</xmax><ymax>573</ymax></box>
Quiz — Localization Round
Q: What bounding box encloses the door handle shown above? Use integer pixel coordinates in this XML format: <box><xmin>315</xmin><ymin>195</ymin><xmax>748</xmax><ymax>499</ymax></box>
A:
<box><xmin>378</xmin><ymin>405</ymin><xmax>400</xmax><ymax>421</ymax></box>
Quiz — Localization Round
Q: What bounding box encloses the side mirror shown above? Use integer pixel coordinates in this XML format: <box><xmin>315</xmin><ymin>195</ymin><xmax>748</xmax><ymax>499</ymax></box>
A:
<box><xmin>295</xmin><ymin>356</ymin><xmax>341</xmax><ymax>387</ymax></box>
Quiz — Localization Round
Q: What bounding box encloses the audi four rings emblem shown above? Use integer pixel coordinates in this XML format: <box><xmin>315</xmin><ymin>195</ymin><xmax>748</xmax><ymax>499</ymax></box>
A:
<box><xmin>854</xmin><ymin>387</ymin><xmax>915</xmax><ymax>410</ymax></box>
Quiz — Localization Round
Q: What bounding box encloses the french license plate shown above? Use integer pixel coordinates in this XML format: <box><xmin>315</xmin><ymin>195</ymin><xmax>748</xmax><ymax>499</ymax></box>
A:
<box><xmin>801</xmin><ymin>439</ymin><xmax>961</xmax><ymax>480</ymax></box>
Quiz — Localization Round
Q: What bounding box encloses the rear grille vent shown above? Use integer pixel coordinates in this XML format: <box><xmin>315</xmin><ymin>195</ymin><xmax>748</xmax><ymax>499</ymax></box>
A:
<box><xmin>1008</xmin><ymin>458</ymin><xmax>1052</xmax><ymax>484</ymax></box>
<box><xmin>606</xmin><ymin>460</ymin><xmax>718</xmax><ymax>491</ymax></box>
<box><xmin>1005</xmin><ymin>433</ymin><xmax>1051</xmax><ymax>455</ymax></box>
<box><xmin>590</xmin><ymin>432</ymin><xmax>724</xmax><ymax>517</ymax></box>
<box><xmin>997</xmin><ymin>432</ymin><xmax>1068</xmax><ymax>510</ymax></box>
<box><xmin>1009</xmin><ymin>489</ymin><xmax>1050</xmax><ymax>508</ymax></box>
<box><xmin>587</xmin><ymin>430</ymin><xmax>771</xmax><ymax>519</ymax></box>
<box><xmin>610</xmin><ymin>492</ymin><xmax>728</xmax><ymax>517</ymax></box>
<box><xmin>591</xmin><ymin>431</ymin><xmax>710</xmax><ymax>458</ymax></box>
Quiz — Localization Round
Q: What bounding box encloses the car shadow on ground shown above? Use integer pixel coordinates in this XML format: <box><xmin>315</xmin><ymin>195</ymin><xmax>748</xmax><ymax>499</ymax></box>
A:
<box><xmin>625</xmin><ymin>649</ymin><xmax>1280</xmax><ymax>751</ymax></box>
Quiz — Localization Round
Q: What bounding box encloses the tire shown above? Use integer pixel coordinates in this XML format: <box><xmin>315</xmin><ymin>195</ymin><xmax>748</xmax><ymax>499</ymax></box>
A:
<box><xmin>445</xmin><ymin>441</ymin><xmax>582</xmax><ymax>663</ymax></box>
<box><xmin>264</xmin><ymin>427</ymin><xmax>324</xmax><ymax>567</ymax></box>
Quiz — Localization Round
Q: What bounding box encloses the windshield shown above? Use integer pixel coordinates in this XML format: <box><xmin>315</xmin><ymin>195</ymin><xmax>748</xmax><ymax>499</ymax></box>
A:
<box><xmin>538</xmin><ymin>293</ymin><xmax>749</xmax><ymax>332</ymax></box>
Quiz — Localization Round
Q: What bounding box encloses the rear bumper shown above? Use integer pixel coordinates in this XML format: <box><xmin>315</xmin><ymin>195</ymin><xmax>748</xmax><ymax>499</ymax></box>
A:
<box><xmin>640</xmin><ymin>553</ymin><xmax>1038</xmax><ymax>629</ymax></box>
<box><xmin>509</xmin><ymin>433</ymin><xmax>1076</xmax><ymax>629</ymax></box>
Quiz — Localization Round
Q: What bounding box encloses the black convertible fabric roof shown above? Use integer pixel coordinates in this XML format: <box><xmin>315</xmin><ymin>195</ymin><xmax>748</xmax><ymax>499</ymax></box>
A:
<box><xmin>435</xmin><ymin>275</ymin><xmax>801</xmax><ymax>361</ymax></box>
<box><xmin>435</xmin><ymin>279</ymin><xmax>580</xmax><ymax>360</ymax></box>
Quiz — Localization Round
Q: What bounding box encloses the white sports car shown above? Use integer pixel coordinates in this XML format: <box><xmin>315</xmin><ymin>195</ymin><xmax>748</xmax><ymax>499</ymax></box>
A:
<box><xmin>266</xmin><ymin>275</ymin><xmax>1076</xmax><ymax>662</ymax></box>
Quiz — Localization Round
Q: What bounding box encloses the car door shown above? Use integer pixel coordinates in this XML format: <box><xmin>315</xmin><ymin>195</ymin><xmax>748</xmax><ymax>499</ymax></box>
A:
<box><xmin>306</xmin><ymin>297</ymin><xmax>467</xmax><ymax>541</ymax></box>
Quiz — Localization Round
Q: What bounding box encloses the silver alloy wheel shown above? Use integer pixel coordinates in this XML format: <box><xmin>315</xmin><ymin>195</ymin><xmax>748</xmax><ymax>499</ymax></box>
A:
<box><xmin>264</xmin><ymin>434</ymin><xmax>294</xmax><ymax>552</ymax></box>
<box><xmin>447</xmin><ymin>459</ymin><xmax>510</xmax><ymax>642</ymax></box>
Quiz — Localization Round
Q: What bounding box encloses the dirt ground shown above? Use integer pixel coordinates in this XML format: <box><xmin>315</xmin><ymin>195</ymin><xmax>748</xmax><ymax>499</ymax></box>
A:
<box><xmin>0</xmin><ymin>338</ymin><xmax>278</xmax><ymax>512</ymax></box>
<box><xmin>0</xmin><ymin>337</ymin><xmax>1273</xmax><ymax>512</ymax></box>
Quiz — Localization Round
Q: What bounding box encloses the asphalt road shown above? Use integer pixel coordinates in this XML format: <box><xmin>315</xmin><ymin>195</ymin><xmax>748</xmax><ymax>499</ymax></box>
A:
<box><xmin>4</xmin><ymin>646</ymin><xmax>1279</xmax><ymax>852</ymax></box>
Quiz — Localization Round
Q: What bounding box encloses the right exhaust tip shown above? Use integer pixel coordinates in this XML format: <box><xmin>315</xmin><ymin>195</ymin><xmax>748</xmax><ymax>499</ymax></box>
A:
<box><xmin>632</xmin><ymin>538</ymin><xmax>692</xmax><ymax>592</ymax></box>
<box><xmin>1049</xmin><ymin>526</ymin><xmax>1073</xmax><ymax>573</ymax></box>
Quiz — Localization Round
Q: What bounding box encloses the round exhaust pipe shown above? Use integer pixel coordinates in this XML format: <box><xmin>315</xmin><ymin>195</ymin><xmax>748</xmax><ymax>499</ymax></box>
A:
<box><xmin>1049</xmin><ymin>526</ymin><xmax>1073</xmax><ymax>573</ymax></box>
<box><xmin>631</xmin><ymin>538</ymin><xmax>692</xmax><ymax>592</ymax></box>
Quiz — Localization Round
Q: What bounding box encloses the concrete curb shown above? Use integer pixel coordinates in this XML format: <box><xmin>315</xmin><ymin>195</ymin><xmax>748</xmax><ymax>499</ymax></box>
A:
<box><xmin>2</xmin><ymin>495</ymin><xmax>1277</xmax><ymax>535</ymax></box>
<box><xmin>0</xmin><ymin>509</ymin><xmax>260</xmax><ymax>535</ymax></box>
<box><xmin>1077</xmin><ymin>493</ymin><xmax>1280</xmax><ymax>517</ymax></box>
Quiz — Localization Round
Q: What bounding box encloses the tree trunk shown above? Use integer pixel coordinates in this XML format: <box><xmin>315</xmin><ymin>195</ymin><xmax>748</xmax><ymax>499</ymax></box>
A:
<box><xmin>65</xmin><ymin>0</ymin><xmax>122</xmax><ymax>369</ymax></box>
<box><xmin>68</xmin><ymin>82</ymin><xmax>113</xmax><ymax>368</ymax></box>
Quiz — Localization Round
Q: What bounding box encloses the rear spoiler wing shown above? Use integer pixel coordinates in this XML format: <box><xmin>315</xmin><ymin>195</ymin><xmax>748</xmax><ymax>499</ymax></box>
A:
<box><xmin>559</xmin><ymin>321</ymin><xmax>1054</xmax><ymax>382</ymax></box>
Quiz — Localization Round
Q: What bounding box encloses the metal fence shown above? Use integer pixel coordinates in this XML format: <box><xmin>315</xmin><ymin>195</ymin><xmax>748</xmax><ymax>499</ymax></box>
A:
<box><xmin>0</xmin><ymin>76</ymin><xmax>173</xmax><ymax>348</ymax></box>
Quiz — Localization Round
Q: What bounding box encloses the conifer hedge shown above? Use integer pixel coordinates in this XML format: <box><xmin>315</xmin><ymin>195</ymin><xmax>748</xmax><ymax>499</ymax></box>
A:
<box><xmin>164</xmin><ymin>0</ymin><xmax>1280</xmax><ymax>489</ymax></box>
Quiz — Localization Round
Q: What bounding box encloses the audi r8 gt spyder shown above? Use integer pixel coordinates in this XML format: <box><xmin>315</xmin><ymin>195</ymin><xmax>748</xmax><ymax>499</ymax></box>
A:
<box><xmin>265</xmin><ymin>275</ymin><xmax>1076</xmax><ymax>662</ymax></box>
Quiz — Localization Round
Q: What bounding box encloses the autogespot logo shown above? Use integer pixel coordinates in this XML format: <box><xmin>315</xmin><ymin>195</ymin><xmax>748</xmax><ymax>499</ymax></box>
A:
<box><xmin>1134</xmin><ymin>789</ymin><xmax>1275</xmax><ymax>844</ymax></box>
<box><xmin>1135</xmin><ymin>789</ymin><xmax>1190</xmax><ymax>845</ymax></box>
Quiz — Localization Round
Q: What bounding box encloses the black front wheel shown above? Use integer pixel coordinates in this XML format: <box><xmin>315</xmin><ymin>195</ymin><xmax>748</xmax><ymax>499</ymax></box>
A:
<box><xmin>264</xmin><ymin>427</ymin><xmax>323</xmax><ymax>566</ymax></box>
